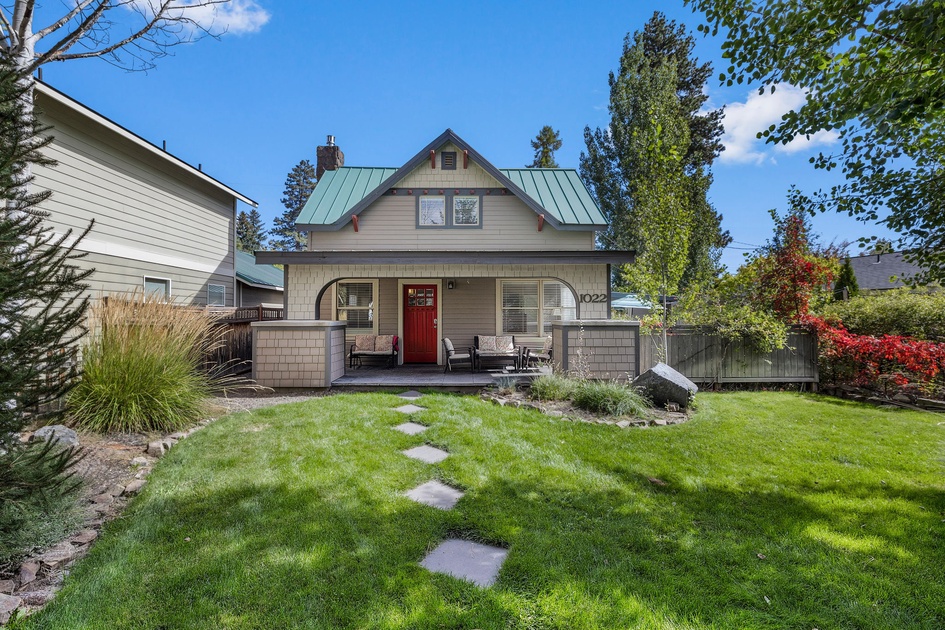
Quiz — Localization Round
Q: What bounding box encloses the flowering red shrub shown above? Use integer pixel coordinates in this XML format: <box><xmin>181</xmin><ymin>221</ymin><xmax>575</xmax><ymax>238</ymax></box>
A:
<box><xmin>803</xmin><ymin>315</ymin><xmax>945</xmax><ymax>393</ymax></box>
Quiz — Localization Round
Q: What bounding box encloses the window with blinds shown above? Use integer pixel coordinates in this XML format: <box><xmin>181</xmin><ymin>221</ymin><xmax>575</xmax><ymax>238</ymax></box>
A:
<box><xmin>208</xmin><ymin>284</ymin><xmax>225</xmax><ymax>307</ymax></box>
<box><xmin>336</xmin><ymin>281</ymin><xmax>376</xmax><ymax>333</ymax></box>
<box><xmin>501</xmin><ymin>280</ymin><xmax>575</xmax><ymax>335</ymax></box>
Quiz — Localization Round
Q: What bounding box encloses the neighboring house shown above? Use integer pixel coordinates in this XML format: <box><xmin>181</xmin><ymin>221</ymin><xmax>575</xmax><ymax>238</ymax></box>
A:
<box><xmin>611</xmin><ymin>292</ymin><xmax>652</xmax><ymax>318</ymax></box>
<box><xmin>847</xmin><ymin>252</ymin><xmax>923</xmax><ymax>291</ymax></box>
<box><xmin>33</xmin><ymin>81</ymin><xmax>256</xmax><ymax>307</ymax></box>
<box><xmin>235</xmin><ymin>250</ymin><xmax>284</xmax><ymax>307</ymax></box>
<box><xmin>257</xmin><ymin>129</ymin><xmax>632</xmax><ymax>366</ymax></box>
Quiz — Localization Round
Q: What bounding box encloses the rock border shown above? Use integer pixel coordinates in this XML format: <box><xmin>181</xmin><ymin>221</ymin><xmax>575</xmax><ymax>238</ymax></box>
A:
<box><xmin>479</xmin><ymin>391</ymin><xmax>689</xmax><ymax>428</ymax></box>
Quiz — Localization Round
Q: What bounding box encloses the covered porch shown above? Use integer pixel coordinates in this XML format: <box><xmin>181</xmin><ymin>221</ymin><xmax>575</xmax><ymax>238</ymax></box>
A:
<box><xmin>332</xmin><ymin>363</ymin><xmax>552</xmax><ymax>389</ymax></box>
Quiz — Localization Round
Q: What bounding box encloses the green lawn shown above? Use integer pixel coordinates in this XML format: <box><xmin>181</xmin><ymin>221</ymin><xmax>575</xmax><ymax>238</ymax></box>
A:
<box><xmin>18</xmin><ymin>392</ymin><xmax>945</xmax><ymax>629</ymax></box>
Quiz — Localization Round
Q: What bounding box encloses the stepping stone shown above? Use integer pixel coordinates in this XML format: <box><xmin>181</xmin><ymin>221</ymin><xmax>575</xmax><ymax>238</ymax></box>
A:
<box><xmin>399</xmin><ymin>390</ymin><xmax>423</xmax><ymax>400</ymax></box>
<box><xmin>403</xmin><ymin>445</ymin><xmax>449</xmax><ymax>464</ymax></box>
<box><xmin>420</xmin><ymin>539</ymin><xmax>508</xmax><ymax>587</ymax></box>
<box><xmin>394</xmin><ymin>422</ymin><xmax>428</xmax><ymax>435</ymax></box>
<box><xmin>394</xmin><ymin>404</ymin><xmax>426</xmax><ymax>414</ymax></box>
<box><xmin>405</xmin><ymin>480</ymin><xmax>464</xmax><ymax>510</ymax></box>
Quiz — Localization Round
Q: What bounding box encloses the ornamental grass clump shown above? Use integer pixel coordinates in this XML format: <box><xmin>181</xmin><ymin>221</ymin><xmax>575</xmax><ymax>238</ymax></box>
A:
<box><xmin>529</xmin><ymin>373</ymin><xmax>578</xmax><ymax>401</ymax></box>
<box><xmin>69</xmin><ymin>293</ymin><xmax>225</xmax><ymax>433</ymax></box>
<box><xmin>573</xmin><ymin>380</ymin><xmax>651</xmax><ymax>417</ymax></box>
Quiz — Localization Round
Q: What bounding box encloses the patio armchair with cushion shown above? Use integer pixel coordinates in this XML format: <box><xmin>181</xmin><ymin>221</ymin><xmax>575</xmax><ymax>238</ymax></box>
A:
<box><xmin>523</xmin><ymin>336</ymin><xmax>553</xmax><ymax>370</ymax></box>
<box><xmin>349</xmin><ymin>334</ymin><xmax>399</xmax><ymax>368</ymax></box>
<box><xmin>442</xmin><ymin>338</ymin><xmax>473</xmax><ymax>373</ymax></box>
<box><xmin>473</xmin><ymin>335</ymin><xmax>522</xmax><ymax>372</ymax></box>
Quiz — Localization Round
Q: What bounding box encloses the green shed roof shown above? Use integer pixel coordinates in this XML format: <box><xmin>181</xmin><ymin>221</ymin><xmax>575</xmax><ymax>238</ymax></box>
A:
<box><xmin>236</xmin><ymin>250</ymin><xmax>284</xmax><ymax>289</ymax></box>
<box><xmin>295</xmin><ymin>130</ymin><xmax>607</xmax><ymax>230</ymax></box>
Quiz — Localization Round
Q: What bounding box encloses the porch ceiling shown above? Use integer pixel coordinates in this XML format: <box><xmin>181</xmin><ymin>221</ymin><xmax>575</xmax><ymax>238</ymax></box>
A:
<box><xmin>255</xmin><ymin>250</ymin><xmax>634</xmax><ymax>266</ymax></box>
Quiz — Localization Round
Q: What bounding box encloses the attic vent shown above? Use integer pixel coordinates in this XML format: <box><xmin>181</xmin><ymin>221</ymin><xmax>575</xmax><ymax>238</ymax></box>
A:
<box><xmin>441</xmin><ymin>151</ymin><xmax>457</xmax><ymax>170</ymax></box>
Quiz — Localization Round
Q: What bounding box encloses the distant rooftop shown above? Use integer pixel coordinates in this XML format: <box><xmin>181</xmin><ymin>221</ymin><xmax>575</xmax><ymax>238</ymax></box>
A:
<box><xmin>236</xmin><ymin>250</ymin><xmax>283</xmax><ymax>290</ymax></box>
<box><xmin>847</xmin><ymin>252</ymin><xmax>922</xmax><ymax>290</ymax></box>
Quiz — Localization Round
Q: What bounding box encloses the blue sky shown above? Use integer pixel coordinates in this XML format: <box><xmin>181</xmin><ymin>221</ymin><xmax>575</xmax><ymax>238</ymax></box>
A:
<box><xmin>35</xmin><ymin>0</ymin><xmax>894</xmax><ymax>271</ymax></box>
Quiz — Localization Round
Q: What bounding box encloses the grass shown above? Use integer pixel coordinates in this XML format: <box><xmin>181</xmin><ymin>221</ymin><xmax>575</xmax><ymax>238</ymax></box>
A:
<box><xmin>17</xmin><ymin>392</ymin><xmax>945</xmax><ymax>629</ymax></box>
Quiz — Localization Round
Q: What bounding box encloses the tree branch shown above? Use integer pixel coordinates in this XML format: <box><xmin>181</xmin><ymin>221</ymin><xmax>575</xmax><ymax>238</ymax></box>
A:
<box><xmin>33</xmin><ymin>0</ymin><xmax>99</xmax><ymax>40</ymax></box>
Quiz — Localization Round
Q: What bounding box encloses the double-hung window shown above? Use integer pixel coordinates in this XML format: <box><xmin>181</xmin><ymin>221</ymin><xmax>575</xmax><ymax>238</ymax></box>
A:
<box><xmin>499</xmin><ymin>280</ymin><xmax>575</xmax><ymax>335</ymax></box>
<box><xmin>418</xmin><ymin>193</ymin><xmax>482</xmax><ymax>228</ymax></box>
<box><xmin>336</xmin><ymin>280</ymin><xmax>377</xmax><ymax>335</ymax></box>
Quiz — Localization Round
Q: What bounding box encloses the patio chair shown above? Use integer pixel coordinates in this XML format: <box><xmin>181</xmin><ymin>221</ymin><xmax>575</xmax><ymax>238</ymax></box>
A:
<box><xmin>523</xmin><ymin>336</ymin><xmax>553</xmax><ymax>370</ymax></box>
<box><xmin>442</xmin><ymin>338</ymin><xmax>473</xmax><ymax>373</ymax></box>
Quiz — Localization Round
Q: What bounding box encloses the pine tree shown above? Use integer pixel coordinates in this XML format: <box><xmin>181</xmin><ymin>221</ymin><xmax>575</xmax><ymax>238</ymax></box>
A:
<box><xmin>0</xmin><ymin>64</ymin><xmax>91</xmax><ymax>523</ymax></box>
<box><xmin>527</xmin><ymin>126</ymin><xmax>562</xmax><ymax>168</ymax></box>
<box><xmin>270</xmin><ymin>159</ymin><xmax>316</xmax><ymax>251</ymax></box>
<box><xmin>833</xmin><ymin>258</ymin><xmax>860</xmax><ymax>301</ymax></box>
<box><xmin>581</xmin><ymin>12</ymin><xmax>730</xmax><ymax>290</ymax></box>
<box><xmin>236</xmin><ymin>208</ymin><xmax>267</xmax><ymax>252</ymax></box>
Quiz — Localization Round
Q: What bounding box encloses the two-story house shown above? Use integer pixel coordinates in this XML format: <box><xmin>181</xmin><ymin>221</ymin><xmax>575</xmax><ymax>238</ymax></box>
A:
<box><xmin>256</xmin><ymin>129</ymin><xmax>631</xmax><ymax>369</ymax></box>
<box><xmin>34</xmin><ymin>82</ymin><xmax>256</xmax><ymax>307</ymax></box>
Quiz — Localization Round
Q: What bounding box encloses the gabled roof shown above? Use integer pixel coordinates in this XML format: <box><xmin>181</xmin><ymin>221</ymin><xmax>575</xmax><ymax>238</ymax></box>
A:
<box><xmin>36</xmin><ymin>82</ymin><xmax>257</xmax><ymax>207</ymax></box>
<box><xmin>847</xmin><ymin>251</ymin><xmax>921</xmax><ymax>290</ymax></box>
<box><xmin>236</xmin><ymin>250</ymin><xmax>284</xmax><ymax>290</ymax></box>
<box><xmin>296</xmin><ymin>129</ymin><xmax>606</xmax><ymax>231</ymax></box>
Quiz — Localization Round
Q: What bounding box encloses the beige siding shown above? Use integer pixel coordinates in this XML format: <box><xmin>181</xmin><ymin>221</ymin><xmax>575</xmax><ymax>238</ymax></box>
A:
<box><xmin>441</xmin><ymin>278</ymin><xmax>497</xmax><ymax>350</ymax></box>
<box><xmin>310</xmin><ymin>194</ymin><xmax>594</xmax><ymax>251</ymax></box>
<box><xmin>33</xmin><ymin>94</ymin><xmax>236</xmax><ymax>306</ymax></box>
<box><xmin>396</xmin><ymin>143</ymin><xmax>501</xmax><ymax>189</ymax></box>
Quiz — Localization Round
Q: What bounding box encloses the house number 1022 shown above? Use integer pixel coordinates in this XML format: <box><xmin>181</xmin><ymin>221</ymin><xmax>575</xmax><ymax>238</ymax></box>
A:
<box><xmin>579</xmin><ymin>294</ymin><xmax>608</xmax><ymax>303</ymax></box>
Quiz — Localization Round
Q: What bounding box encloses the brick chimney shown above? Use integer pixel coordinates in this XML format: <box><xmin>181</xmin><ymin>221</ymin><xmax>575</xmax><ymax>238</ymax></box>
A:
<box><xmin>316</xmin><ymin>135</ymin><xmax>344</xmax><ymax>181</ymax></box>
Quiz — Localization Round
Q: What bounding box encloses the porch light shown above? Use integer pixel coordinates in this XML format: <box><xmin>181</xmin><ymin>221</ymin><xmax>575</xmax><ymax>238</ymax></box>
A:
<box><xmin>447</xmin><ymin>280</ymin><xmax>455</xmax><ymax>290</ymax></box>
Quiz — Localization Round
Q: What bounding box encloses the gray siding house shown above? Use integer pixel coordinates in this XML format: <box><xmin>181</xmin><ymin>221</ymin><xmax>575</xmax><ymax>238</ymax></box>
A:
<box><xmin>33</xmin><ymin>82</ymin><xmax>256</xmax><ymax>307</ymax></box>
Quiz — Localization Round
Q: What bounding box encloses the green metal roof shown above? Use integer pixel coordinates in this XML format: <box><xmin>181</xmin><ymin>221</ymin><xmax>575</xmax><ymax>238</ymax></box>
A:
<box><xmin>236</xmin><ymin>250</ymin><xmax>284</xmax><ymax>289</ymax></box>
<box><xmin>297</xmin><ymin>167</ymin><xmax>397</xmax><ymax>225</ymax></box>
<box><xmin>295</xmin><ymin>130</ymin><xmax>607</xmax><ymax>230</ymax></box>
<box><xmin>500</xmin><ymin>168</ymin><xmax>606</xmax><ymax>226</ymax></box>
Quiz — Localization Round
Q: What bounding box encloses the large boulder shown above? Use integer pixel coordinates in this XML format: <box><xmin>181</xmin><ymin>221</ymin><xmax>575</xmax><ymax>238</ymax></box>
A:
<box><xmin>633</xmin><ymin>363</ymin><xmax>698</xmax><ymax>408</ymax></box>
<box><xmin>30</xmin><ymin>425</ymin><xmax>79</xmax><ymax>448</ymax></box>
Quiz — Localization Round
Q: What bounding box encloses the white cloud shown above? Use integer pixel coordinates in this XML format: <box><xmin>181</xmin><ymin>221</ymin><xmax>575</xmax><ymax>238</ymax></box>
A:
<box><xmin>133</xmin><ymin>0</ymin><xmax>270</xmax><ymax>36</ymax></box>
<box><xmin>719</xmin><ymin>85</ymin><xmax>838</xmax><ymax>165</ymax></box>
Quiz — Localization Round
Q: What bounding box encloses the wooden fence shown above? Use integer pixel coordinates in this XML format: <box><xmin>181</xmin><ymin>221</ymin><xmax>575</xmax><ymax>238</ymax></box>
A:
<box><xmin>205</xmin><ymin>306</ymin><xmax>284</xmax><ymax>375</ymax></box>
<box><xmin>639</xmin><ymin>325</ymin><xmax>818</xmax><ymax>385</ymax></box>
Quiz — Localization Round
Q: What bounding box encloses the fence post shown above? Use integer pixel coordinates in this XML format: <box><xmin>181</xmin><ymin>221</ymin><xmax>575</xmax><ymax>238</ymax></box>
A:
<box><xmin>258</xmin><ymin>304</ymin><xmax>263</xmax><ymax>321</ymax></box>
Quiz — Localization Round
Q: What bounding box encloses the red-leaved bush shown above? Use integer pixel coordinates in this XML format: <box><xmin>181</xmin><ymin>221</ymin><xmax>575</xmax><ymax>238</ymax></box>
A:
<box><xmin>803</xmin><ymin>315</ymin><xmax>945</xmax><ymax>394</ymax></box>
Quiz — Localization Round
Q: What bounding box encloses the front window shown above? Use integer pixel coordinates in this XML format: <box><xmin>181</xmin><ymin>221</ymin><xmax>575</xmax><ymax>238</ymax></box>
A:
<box><xmin>144</xmin><ymin>277</ymin><xmax>170</xmax><ymax>300</ymax></box>
<box><xmin>453</xmin><ymin>196</ymin><xmax>480</xmax><ymax>226</ymax></box>
<box><xmin>336</xmin><ymin>281</ymin><xmax>376</xmax><ymax>334</ymax></box>
<box><xmin>419</xmin><ymin>196</ymin><xmax>446</xmax><ymax>226</ymax></box>
<box><xmin>500</xmin><ymin>280</ymin><xmax>575</xmax><ymax>335</ymax></box>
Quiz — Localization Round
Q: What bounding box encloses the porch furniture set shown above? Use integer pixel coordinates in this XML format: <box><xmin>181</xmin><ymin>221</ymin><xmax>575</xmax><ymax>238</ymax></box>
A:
<box><xmin>349</xmin><ymin>333</ymin><xmax>552</xmax><ymax>373</ymax></box>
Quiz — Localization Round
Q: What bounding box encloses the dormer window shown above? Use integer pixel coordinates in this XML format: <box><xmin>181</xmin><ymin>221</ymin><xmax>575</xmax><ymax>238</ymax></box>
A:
<box><xmin>441</xmin><ymin>151</ymin><xmax>457</xmax><ymax>170</ymax></box>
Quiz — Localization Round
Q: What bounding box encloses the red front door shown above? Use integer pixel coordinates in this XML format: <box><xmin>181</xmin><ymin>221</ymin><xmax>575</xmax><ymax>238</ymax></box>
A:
<box><xmin>403</xmin><ymin>284</ymin><xmax>438</xmax><ymax>363</ymax></box>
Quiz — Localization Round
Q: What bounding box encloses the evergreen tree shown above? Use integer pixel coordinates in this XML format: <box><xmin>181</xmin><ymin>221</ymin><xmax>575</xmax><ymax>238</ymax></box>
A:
<box><xmin>0</xmin><ymin>63</ymin><xmax>91</xmax><ymax>524</ymax></box>
<box><xmin>527</xmin><ymin>126</ymin><xmax>562</xmax><ymax>168</ymax></box>
<box><xmin>833</xmin><ymin>258</ymin><xmax>860</xmax><ymax>301</ymax></box>
<box><xmin>581</xmin><ymin>12</ymin><xmax>730</xmax><ymax>289</ymax></box>
<box><xmin>236</xmin><ymin>208</ymin><xmax>267</xmax><ymax>252</ymax></box>
<box><xmin>270</xmin><ymin>159</ymin><xmax>316</xmax><ymax>251</ymax></box>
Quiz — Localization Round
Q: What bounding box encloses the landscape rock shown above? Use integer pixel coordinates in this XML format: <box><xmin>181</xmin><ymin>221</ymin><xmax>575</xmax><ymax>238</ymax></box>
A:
<box><xmin>30</xmin><ymin>425</ymin><xmax>79</xmax><ymax>448</ymax></box>
<box><xmin>0</xmin><ymin>593</ymin><xmax>21</xmax><ymax>624</ymax></box>
<box><xmin>106</xmin><ymin>484</ymin><xmax>126</xmax><ymax>497</ymax></box>
<box><xmin>146</xmin><ymin>440</ymin><xmax>170</xmax><ymax>458</ymax></box>
<box><xmin>616</xmin><ymin>420</ymin><xmax>631</xmax><ymax>428</ymax></box>
<box><xmin>123</xmin><ymin>479</ymin><xmax>147</xmax><ymax>495</ymax></box>
<box><xmin>18</xmin><ymin>588</ymin><xmax>59</xmax><ymax>607</ymax></box>
<box><xmin>0</xmin><ymin>580</ymin><xmax>14</xmax><ymax>594</ymax></box>
<box><xmin>90</xmin><ymin>493</ymin><xmax>114</xmax><ymax>506</ymax></box>
<box><xmin>18</xmin><ymin>562</ymin><xmax>39</xmax><ymax>585</ymax></box>
<box><xmin>71</xmin><ymin>530</ymin><xmax>98</xmax><ymax>545</ymax></box>
<box><xmin>633</xmin><ymin>363</ymin><xmax>698</xmax><ymax>409</ymax></box>
<box><xmin>36</xmin><ymin>542</ymin><xmax>77</xmax><ymax>568</ymax></box>
<box><xmin>130</xmin><ymin>456</ymin><xmax>151</xmax><ymax>467</ymax></box>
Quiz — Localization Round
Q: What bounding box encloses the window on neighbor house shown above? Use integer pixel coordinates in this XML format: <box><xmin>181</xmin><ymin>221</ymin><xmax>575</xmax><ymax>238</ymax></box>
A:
<box><xmin>144</xmin><ymin>277</ymin><xmax>170</xmax><ymax>300</ymax></box>
<box><xmin>207</xmin><ymin>284</ymin><xmax>225</xmax><ymax>307</ymax></box>
<box><xmin>500</xmin><ymin>280</ymin><xmax>575</xmax><ymax>335</ymax></box>
<box><xmin>336</xmin><ymin>281</ymin><xmax>376</xmax><ymax>334</ymax></box>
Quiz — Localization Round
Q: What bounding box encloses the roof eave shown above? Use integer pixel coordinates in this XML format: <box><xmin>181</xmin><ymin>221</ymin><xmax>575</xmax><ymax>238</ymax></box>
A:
<box><xmin>256</xmin><ymin>249</ymin><xmax>634</xmax><ymax>266</ymax></box>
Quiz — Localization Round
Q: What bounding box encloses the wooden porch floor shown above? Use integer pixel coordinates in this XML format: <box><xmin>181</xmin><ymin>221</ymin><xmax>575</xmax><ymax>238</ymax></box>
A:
<box><xmin>332</xmin><ymin>364</ymin><xmax>551</xmax><ymax>389</ymax></box>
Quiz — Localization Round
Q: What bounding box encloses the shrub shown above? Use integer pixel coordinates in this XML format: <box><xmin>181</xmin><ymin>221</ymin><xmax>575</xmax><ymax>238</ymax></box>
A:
<box><xmin>529</xmin><ymin>373</ymin><xmax>578</xmax><ymax>401</ymax></box>
<box><xmin>822</xmin><ymin>289</ymin><xmax>945</xmax><ymax>342</ymax></box>
<box><xmin>573</xmin><ymin>380</ymin><xmax>650</xmax><ymax>417</ymax></box>
<box><xmin>69</xmin><ymin>294</ymin><xmax>226</xmax><ymax>433</ymax></box>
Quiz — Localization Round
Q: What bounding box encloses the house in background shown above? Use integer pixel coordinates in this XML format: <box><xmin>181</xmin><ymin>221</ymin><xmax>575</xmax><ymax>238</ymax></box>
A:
<box><xmin>256</xmin><ymin>129</ymin><xmax>632</xmax><ymax>370</ymax></box>
<box><xmin>235</xmin><ymin>250</ymin><xmax>284</xmax><ymax>307</ymax></box>
<box><xmin>33</xmin><ymin>81</ymin><xmax>256</xmax><ymax>307</ymax></box>
<box><xmin>847</xmin><ymin>252</ymin><xmax>923</xmax><ymax>291</ymax></box>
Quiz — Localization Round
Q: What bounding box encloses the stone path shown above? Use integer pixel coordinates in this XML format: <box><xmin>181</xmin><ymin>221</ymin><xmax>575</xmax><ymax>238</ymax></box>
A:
<box><xmin>394</xmin><ymin>390</ymin><xmax>508</xmax><ymax>588</ymax></box>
